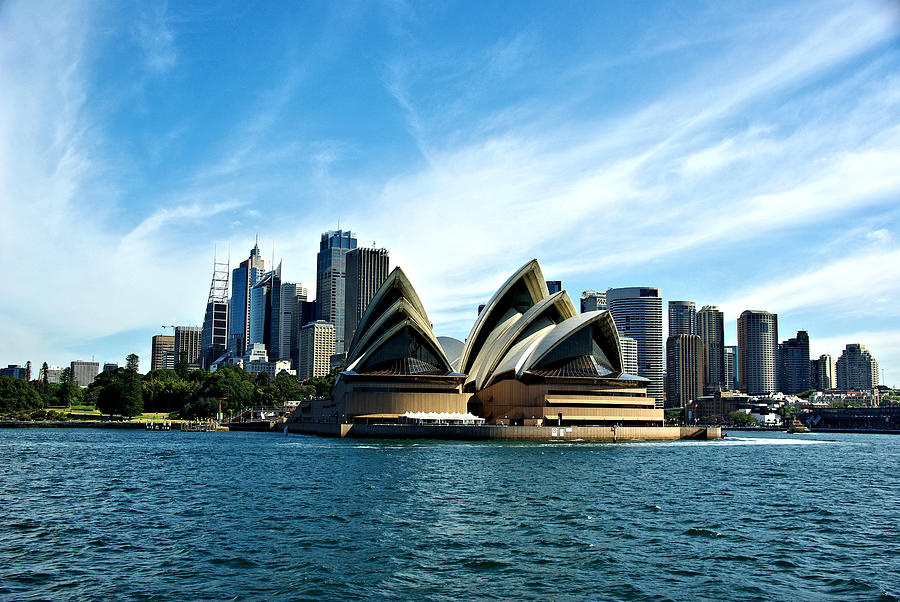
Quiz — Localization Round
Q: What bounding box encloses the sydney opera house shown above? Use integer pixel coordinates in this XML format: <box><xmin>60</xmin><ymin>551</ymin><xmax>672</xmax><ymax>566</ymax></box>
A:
<box><xmin>292</xmin><ymin>259</ymin><xmax>664</xmax><ymax>429</ymax></box>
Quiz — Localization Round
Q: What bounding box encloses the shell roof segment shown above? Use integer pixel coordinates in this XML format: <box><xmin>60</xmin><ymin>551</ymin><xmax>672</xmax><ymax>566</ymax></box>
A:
<box><xmin>468</xmin><ymin>290</ymin><xmax>578</xmax><ymax>390</ymax></box>
<box><xmin>344</xmin><ymin>267</ymin><xmax>453</xmax><ymax>377</ymax></box>
<box><xmin>459</xmin><ymin>259</ymin><xmax>549</xmax><ymax>376</ymax></box>
<box><xmin>345</xmin><ymin>267</ymin><xmax>429</xmax><ymax>361</ymax></box>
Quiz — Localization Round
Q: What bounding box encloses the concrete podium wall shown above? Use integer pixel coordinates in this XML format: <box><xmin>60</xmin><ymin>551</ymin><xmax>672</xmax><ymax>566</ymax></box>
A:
<box><xmin>286</xmin><ymin>422</ymin><xmax>721</xmax><ymax>441</ymax></box>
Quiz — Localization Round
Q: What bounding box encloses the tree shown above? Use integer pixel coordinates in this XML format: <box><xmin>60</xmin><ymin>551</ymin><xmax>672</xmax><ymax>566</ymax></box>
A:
<box><xmin>0</xmin><ymin>375</ymin><xmax>43</xmax><ymax>414</ymax></box>
<box><xmin>40</xmin><ymin>362</ymin><xmax>49</xmax><ymax>385</ymax></box>
<box><xmin>727</xmin><ymin>411</ymin><xmax>758</xmax><ymax>426</ymax></box>
<box><xmin>58</xmin><ymin>367</ymin><xmax>78</xmax><ymax>408</ymax></box>
<box><xmin>141</xmin><ymin>370</ymin><xmax>200</xmax><ymax>413</ymax></box>
<box><xmin>126</xmin><ymin>353</ymin><xmax>140</xmax><ymax>373</ymax></box>
<box><xmin>25</xmin><ymin>360</ymin><xmax>32</xmax><ymax>382</ymax></box>
<box><xmin>94</xmin><ymin>368</ymin><xmax>143</xmax><ymax>418</ymax></box>
<box><xmin>196</xmin><ymin>366</ymin><xmax>253</xmax><ymax>412</ymax></box>
<box><xmin>798</xmin><ymin>389</ymin><xmax>816</xmax><ymax>399</ymax></box>
<box><xmin>175</xmin><ymin>351</ymin><xmax>190</xmax><ymax>379</ymax></box>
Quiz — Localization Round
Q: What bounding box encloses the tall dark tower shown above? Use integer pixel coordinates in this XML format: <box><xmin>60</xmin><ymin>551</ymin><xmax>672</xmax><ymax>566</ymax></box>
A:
<box><xmin>316</xmin><ymin>229</ymin><xmax>357</xmax><ymax>355</ymax></box>
<box><xmin>201</xmin><ymin>249</ymin><xmax>229</xmax><ymax>369</ymax></box>
<box><xmin>344</xmin><ymin>247</ymin><xmax>390</xmax><ymax>348</ymax></box>
<box><xmin>228</xmin><ymin>237</ymin><xmax>265</xmax><ymax>355</ymax></box>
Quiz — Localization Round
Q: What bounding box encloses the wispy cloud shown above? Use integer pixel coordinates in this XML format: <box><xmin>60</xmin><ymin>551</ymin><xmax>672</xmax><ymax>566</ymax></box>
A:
<box><xmin>135</xmin><ymin>4</ymin><xmax>176</xmax><ymax>74</ymax></box>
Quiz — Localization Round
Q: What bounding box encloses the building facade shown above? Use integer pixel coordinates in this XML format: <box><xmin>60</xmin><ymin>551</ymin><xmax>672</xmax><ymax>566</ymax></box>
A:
<box><xmin>580</xmin><ymin>290</ymin><xmax>607</xmax><ymax>312</ymax></box>
<box><xmin>299</xmin><ymin>321</ymin><xmax>336</xmax><ymax>380</ymax></box>
<box><xmin>546</xmin><ymin>281</ymin><xmax>562</xmax><ymax>295</ymax></box>
<box><xmin>174</xmin><ymin>326</ymin><xmax>202</xmax><ymax>369</ymax></box>
<box><xmin>70</xmin><ymin>360</ymin><xmax>99</xmax><ymax>387</ymax></box>
<box><xmin>0</xmin><ymin>365</ymin><xmax>27</xmax><ymax>379</ymax></box>
<box><xmin>811</xmin><ymin>354</ymin><xmax>836</xmax><ymax>391</ymax></box>
<box><xmin>668</xmin><ymin>301</ymin><xmax>696</xmax><ymax>336</ymax></box>
<box><xmin>606</xmin><ymin>287</ymin><xmax>664</xmax><ymax>405</ymax></box>
<box><xmin>836</xmin><ymin>344</ymin><xmax>879</xmax><ymax>390</ymax></box>
<box><xmin>316</xmin><ymin>229</ymin><xmax>357</xmax><ymax>355</ymax></box>
<box><xmin>777</xmin><ymin>330</ymin><xmax>811</xmax><ymax>395</ymax></box>
<box><xmin>151</xmin><ymin>335</ymin><xmax>175</xmax><ymax>371</ymax></box>
<box><xmin>102</xmin><ymin>363</ymin><xmax>118</xmax><ymax>372</ymax></box>
<box><xmin>737</xmin><ymin>310</ymin><xmax>778</xmax><ymax>396</ymax></box>
<box><xmin>344</xmin><ymin>247</ymin><xmax>390</xmax><ymax>349</ymax></box>
<box><xmin>697</xmin><ymin>305</ymin><xmax>725</xmax><ymax>392</ymax></box>
<box><xmin>724</xmin><ymin>346</ymin><xmax>736</xmax><ymax>391</ymax></box>
<box><xmin>228</xmin><ymin>240</ymin><xmax>265</xmax><ymax>356</ymax></box>
<box><xmin>665</xmin><ymin>334</ymin><xmax>705</xmax><ymax>408</ymax></box>
<box><xmin>620</xmin><ymin>337</ymin><xmax>639</xmax><ymax>376</ymax></box>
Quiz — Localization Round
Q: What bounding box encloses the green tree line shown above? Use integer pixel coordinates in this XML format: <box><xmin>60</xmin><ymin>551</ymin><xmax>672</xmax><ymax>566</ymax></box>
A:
<box><xmin>1</xmin><ymin>355</ymin><xmax>340</xmax><ymax>420</ymax></box>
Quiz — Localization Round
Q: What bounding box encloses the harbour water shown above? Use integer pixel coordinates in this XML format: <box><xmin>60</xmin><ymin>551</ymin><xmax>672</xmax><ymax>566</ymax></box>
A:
<box><xmin>1</xmin><ymin>429</ymin><xmax>898</xmax><ymax>600</ymax></box>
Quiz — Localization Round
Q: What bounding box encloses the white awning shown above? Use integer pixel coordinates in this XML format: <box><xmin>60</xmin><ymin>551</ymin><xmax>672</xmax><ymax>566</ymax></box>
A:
<box><xmin>400</xmin><ymin>411</ymin><xmax>485</xmax><ymax>422</ymax></box>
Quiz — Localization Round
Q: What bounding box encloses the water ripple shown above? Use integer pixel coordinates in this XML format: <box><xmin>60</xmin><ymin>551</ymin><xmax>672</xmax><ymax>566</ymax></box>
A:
<box><xmin>1</xmin><ymin>429</ymin><xmax>899</xmax><ymax>600</ymax></box>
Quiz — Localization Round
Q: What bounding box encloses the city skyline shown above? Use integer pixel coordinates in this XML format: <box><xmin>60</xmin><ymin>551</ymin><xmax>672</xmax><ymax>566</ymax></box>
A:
<box><xmin>0</xmin><ymin>1</ymin><xmax>898</xmax><ymax>382</ymax></box>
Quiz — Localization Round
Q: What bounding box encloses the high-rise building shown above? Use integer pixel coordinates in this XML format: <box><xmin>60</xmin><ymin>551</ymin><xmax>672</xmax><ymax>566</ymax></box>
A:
<box><xmin>0</xmin><ymin>365</ymin><xmax>28</xmax><ymax>379</ymax></box>
<box><xmin>668</xmin><ymin>301</ymin><xmax>696</xmax><ymax>336</ymax></box>
<box><xmin>810</xmin><ymin>354</ymin><xmax>836</xmax><ymax>391</ymax></box>
<box><xmin>697</xmin><ymin>305</ymin><xmax>725</xmax><ymax>392</ymax></box>
<box><xmin>45</xmin><ymin>366</ymin><xmax>63</xmax><ymax>384</ymax></box>
<box><xmin>299</xmin><ymin>321</ymin><xmax>336</xmax><ymax>380</ymax></box>
<box><xmin>201</xmin><ymin>252</ymin><xmax>229</xmax><ymax>370</ymax></box>
<box><xmin>665</xmin><ymin>334</ymin><xmax>705</xmax><ymax>408</ymax></box>
<box><xmin>228</xmin><ymin>239</ymin><xmax>265</xmax><ymax>356</ymax></box>
<box><xmin>70</xmin><ymin>360</ymin><xmax>99</xmax><ymax>387</ymax></box>
<box><xmin>620</xmin><ymin>337</ymin><xmax>638</xmax><ymax>376</ymax></box>
<box><xmin>291</xmin><ymin>299</ymin><xmax>316</xmax><ymax>370</ymax></box>
<box><xmin>174</xmin><ymin>326</ymin><xmax>202</xmax><ymax>369</ymax></box>
<box><xmin>580</xmin><ymin>290</ymin><xmax>607</xmax><ymax>312</ymax></box>
<box><xmin>836</xmin><ymin>344</ymin><xmax>879</xmax><ymax>390</ymax></box>
<box><xmin>280</xmin><ymin>282</ymin><xmax>307</xmax><ymax>365</ymax></box>
<box><xmin>477</xmin><ymin>303</ymin><xmax>486</xmax><ymax>316</ymax></box>
<box><xmin>151</xmin><ymin>335</ymin><xmax>174</xmax><ymax>371</ymax></box>
<box><xmin>724</xmin><ymin>346</ymin><xmax>736</xmax><ymax>391</ymax></box>
<box><xmin>344</xmin><ymin>247</ymin><xmax>390</xmax><ymax>348</ymax></box>
<box><xmin>725</xmin><ymin>345</ymin><xmax>740</xmax><ymax>390</ymax></box>
<box><xmin>737</xmin><ymin>310</ymin><xmax>778</xmax><ymax>395</ymax></box>
<box><xmin>777</xmin><ymin>330</ymin><xmax>811</xmax><ymax>394</ymax></box>
<box><xmin>546</xmin><ymin>280</ymin><xmax>562</xmax><ymax>295</ymax></box>
<box><xmin>607</xmin><ymin>287</ymin><xmax>664</xmax><ymax>405</ymax></box>
<box><xmin>103</xmin><ymin>363</ymin><xmax>118</xmax><ymax>372</ymax></box>
<box><xmin>247</xmin><ymin>261</ymin><xmax>305</xmax><ymax>364</ymax></box>
<box><xmin>316</xmin><ymin>229</ymin><xmax>357</xmax><ymax>355</ymax></box>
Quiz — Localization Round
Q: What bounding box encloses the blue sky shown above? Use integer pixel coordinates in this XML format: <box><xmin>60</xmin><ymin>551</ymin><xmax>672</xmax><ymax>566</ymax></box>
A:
<box><xmin>1</xmin><ymin>0</ymin><xmax>898</xmax><ymax>384</ymax></box>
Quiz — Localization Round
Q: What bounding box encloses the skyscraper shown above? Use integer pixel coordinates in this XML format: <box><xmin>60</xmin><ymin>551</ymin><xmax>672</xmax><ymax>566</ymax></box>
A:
<box><xmin>228</xmin><ymin>239</ymin><xmax>265</xmax><ymax>356</ymax></box>
<box><xmin>810</xmin><ymin>354</ymin><xmax>836</xmax><ymax>391</ymax></box>
<box><xmin>580</xmin><ymin>290</ymin><xmax>607</xmax><ymax>312</ymax></box>
<box><xmin>174</xmin><ymin>326</ymin><xmax>202</xmax><ymax>369</ymax></box>
<box><xmin>777</xmin><ymin>330</ymin><xmax>811</xmax><ymax>394</ymax></box>
<box><xmin>316</xmin><ymin>229</ymin><xmax>357</xmax><ymax>355</ymax></box>
<box><xmin>70</xmin><ymin>360</ymin><xmax>99</xmax><ymax>387</ymax></box>
<box><xmin>201</xmin><ymin>252</ymin><xmax>229</xmax><ymax>369</ymax></box>
<box><xmin>737</xmin><ymin>310</ymin><xmax>778</xmax><ymax>395</ymax></box>
<box><xmin>546</xmin><ymin>280</ymin><xmax>562</xmax><ymax>295</ymax></box>
<box><xmin>291</xmin><ymin>299</ymin><xmax>316</xmax><ymax>370</ymax></box>
<box><xmin>697</xmin><ymin>305</ymin><xmax>725</xmax><ymax>392</ymax></box>
<box><xmin>620</xmin><ymin>337</ymin><xmax>638</xmax><ymax>376</ymax></box>
<box><xmin>665</xmin><ymin>334</ymin><xmax>705</xmax><ymax>408</ymax></box>
<box><xmin>836</xmin><ymin>344</ymin><xmax>879</xmax><ymax>390</ymax></box>
<box><xmin>280</xmin><ymin>282</ymin><xmax>307</xmax><ymax>365</ymax></box>
<box><xmin>299</xmin><ymin>321</ymin><xmax>336</xmax><ymax>380</ymax></box>
<box><xmin>607</xmin><ymin>287</ymin><xmax>664</xmax><ymax>405</ymax></box>
<box><xmin>151</xmin><ymin>335</ymin><xmax>174</xmax><ymax>371</ymax></box>
<box><xmin>668</xmin><ymin>301</ymin><xmax>696</xmax><ymax>336</ymax></box>
<box><xmin>724</xmin><ymin>346</ymin><xmax>736</xmax><ymax>391</ymax></box>
<box><xmin>344</xmin><ymin>247</ymin><xmax>390</xmax><ymax>348</ymax></box>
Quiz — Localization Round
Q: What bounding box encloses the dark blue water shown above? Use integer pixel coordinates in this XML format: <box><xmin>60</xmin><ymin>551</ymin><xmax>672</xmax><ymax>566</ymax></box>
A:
<box><xmin>1</xmin><ymin>429</ymin><xmax>898</xmax><ymax>600</ymax></box>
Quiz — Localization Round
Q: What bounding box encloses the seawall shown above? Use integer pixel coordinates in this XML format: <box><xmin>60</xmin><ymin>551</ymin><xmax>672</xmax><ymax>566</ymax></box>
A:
<box><xmin>286</xmin><ymin>423</ymin><xmax>721</xmax><ymax>441</ymax></box>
